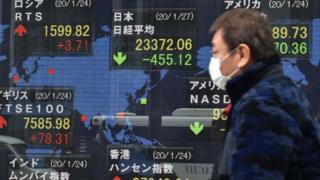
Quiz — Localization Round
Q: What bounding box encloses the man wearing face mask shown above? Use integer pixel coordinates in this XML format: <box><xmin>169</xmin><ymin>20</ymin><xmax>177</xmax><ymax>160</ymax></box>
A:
<box><xmin>208</xmin><ymin>9</ymin><xmax>320</xmax><ymax>180</ymax></box>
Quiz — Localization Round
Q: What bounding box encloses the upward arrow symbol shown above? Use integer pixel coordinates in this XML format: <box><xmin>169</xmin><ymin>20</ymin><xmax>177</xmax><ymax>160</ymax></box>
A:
<box><xmin>15</xmin><ymin>24</ymin><xmax>27</xmax><ymax>37</ymax></box>
<box><xmin>0</xmin><ymin>116</ymin><xmax>8</xmax><ymax>129</ymax></box>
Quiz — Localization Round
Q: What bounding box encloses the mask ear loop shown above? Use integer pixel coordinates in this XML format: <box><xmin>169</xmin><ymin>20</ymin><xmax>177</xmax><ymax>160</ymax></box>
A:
<box><xmin>220</xmin><ymin>47</ymin><xmax>238</xmax><ymax>63</ymax></box>
<box><xmin>228</xmin><ymin>67</ymin><xmax>240</xmax><ymax>78</ymax></box>
<box><xmin>220</xmin><ymin>48</ymin><xmax>240</xmax><ymax>78</ymax></box>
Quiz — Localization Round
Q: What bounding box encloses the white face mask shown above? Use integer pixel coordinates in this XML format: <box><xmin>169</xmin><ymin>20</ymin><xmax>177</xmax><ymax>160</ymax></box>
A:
<box><xmin>209</xmin><ymin>50</ymin><xmax>239</xmax><ymax>90</ymax></box>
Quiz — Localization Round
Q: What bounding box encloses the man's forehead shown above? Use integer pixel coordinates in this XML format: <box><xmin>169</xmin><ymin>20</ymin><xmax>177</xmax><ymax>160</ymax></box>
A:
<box><xmin>211</xmin><ymin>29</ymin><xmax>224</xmax><ymax>48</ymax></box>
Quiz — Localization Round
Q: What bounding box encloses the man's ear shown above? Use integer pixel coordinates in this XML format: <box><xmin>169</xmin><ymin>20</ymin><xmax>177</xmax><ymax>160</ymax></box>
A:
<box><xmin>236</xmin><ymin>43</ymin><xmax>252</xmax><ymax>69</ymax></box>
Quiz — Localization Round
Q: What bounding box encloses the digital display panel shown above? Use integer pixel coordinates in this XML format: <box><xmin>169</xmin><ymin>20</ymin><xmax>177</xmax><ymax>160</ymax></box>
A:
<box><xmin>0</xmin><ymin>0</ymin><xmax>319</xmax><ymax>179</ymax></box>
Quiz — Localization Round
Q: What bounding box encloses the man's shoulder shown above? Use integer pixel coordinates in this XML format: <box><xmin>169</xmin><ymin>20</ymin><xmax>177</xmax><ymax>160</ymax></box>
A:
<box><xmin>241</xmin><ymin>65</ymin><xmax>304</xmax><ymax>108</ymax></box>
<box><xmin>232</xmin><ymin>67</ymin><xmax>317</xmax><ymax>137</ymax></box>
<box><xmin>232</xmin><ymin>67</ymin><xmax>311</xmax><ymax>125</ymax></box>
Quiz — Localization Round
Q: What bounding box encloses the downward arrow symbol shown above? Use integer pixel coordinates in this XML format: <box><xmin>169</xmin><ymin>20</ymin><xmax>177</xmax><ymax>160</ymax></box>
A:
<box><xmin>190</xmin><ymin>122</ymin><xmax>204</xmax><ymax>135</ymax></box>
<box><xmin>113</xmin><ymin>52</ymin><xmax>127</xmax><ymax>65</ymax></box>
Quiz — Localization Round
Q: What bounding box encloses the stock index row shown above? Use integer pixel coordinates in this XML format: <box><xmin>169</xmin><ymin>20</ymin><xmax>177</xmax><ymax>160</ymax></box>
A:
<box><xmin>12</xmin><ymin>0</ymin><xmax>314</xmax><ymax>69</ymax></box>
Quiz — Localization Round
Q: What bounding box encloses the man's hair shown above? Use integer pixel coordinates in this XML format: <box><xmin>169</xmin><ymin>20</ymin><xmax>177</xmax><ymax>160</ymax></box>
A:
<box><xmin>210</xmin><ymin>9</ymin><xmax>277</xmax><ymax>61</ymax></box>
